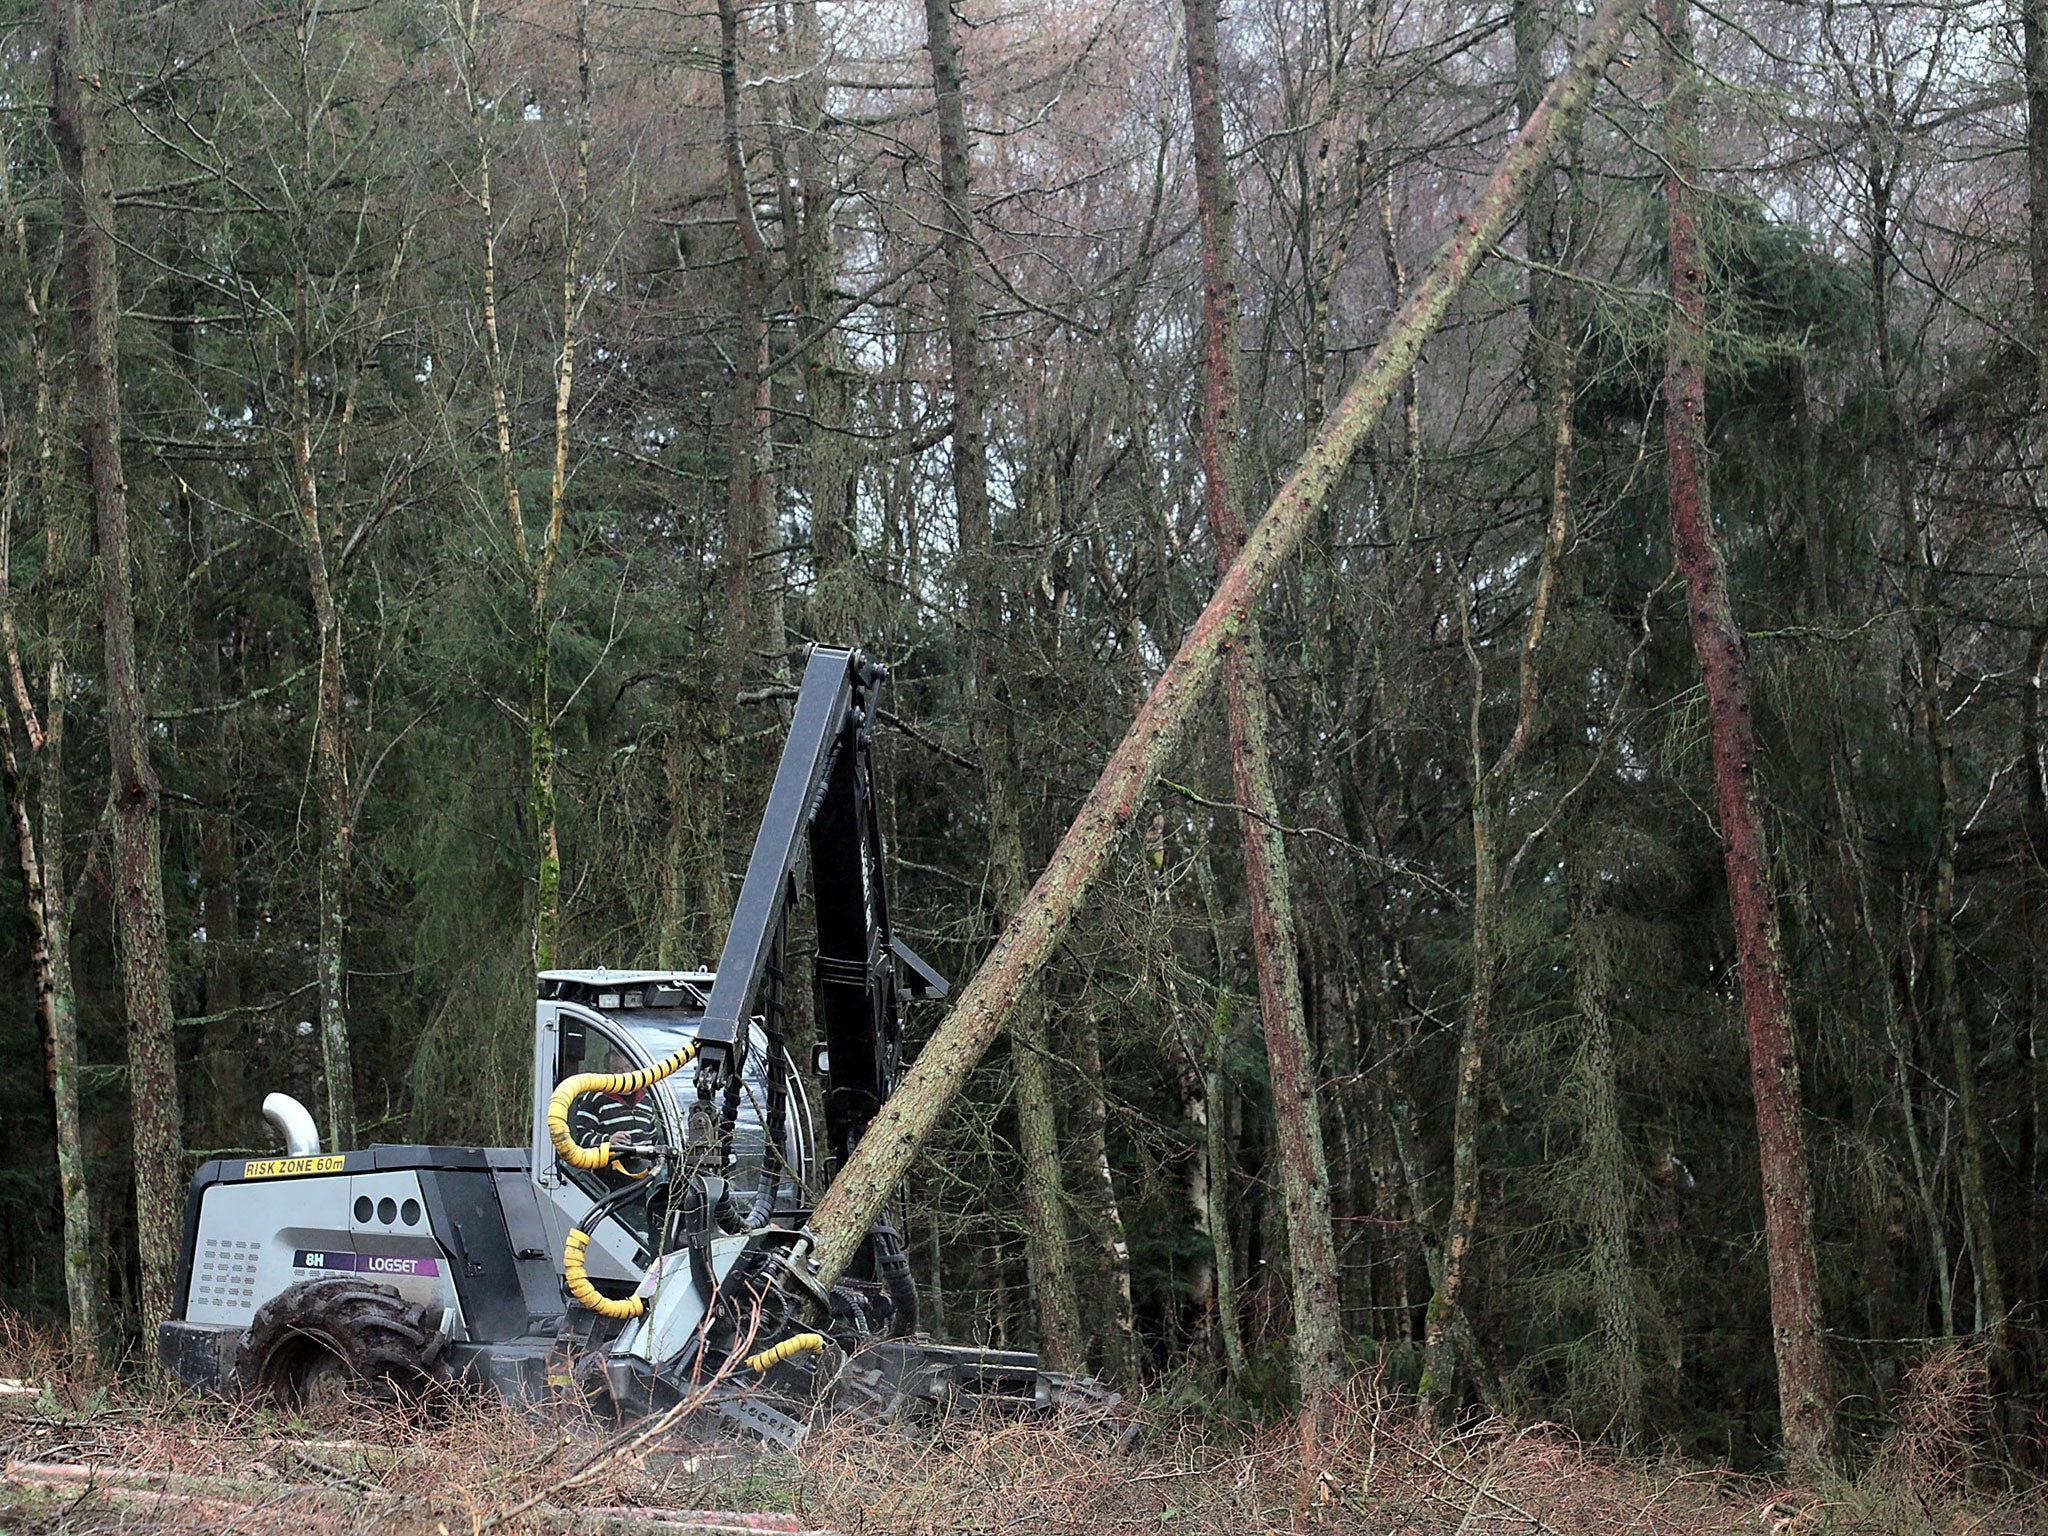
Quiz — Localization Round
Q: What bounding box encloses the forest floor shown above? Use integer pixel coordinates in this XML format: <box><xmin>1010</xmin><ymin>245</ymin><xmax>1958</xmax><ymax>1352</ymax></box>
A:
<box><xmin>0</xmin><ymin>1325</ymin><xmax>2041</xmax><ymax>1535</ymax></box>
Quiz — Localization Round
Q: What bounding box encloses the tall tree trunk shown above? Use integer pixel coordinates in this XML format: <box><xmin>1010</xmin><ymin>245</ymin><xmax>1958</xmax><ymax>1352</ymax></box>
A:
<box><xmin>718</xmin><ymin>0</ymin><xmax>769</xmax><ymax>716</ymax></box>
<box><xmin>2023</xmin><ymin>623</ymin><xmax>2048</xmax><ymax>1354</ymax></box>
<box><xmin>1911</xmin><ymin>560</ymin><xmax>2003</xmax><ymax>1348</ymax></box>
<box><xmin>1011</xmin><ymin>998</ymin><xmax>1083</xmax><ymax>1366</ymax></box>
<box><xmin>458</xmin><ymin>0</ymin><xmax>576</xmax><ymax>971</ymax></box>
<box><xmin>0</xmin><ymin>148</ymin><xmax>94</xmax><ymax>1372</ymax></box>
<box><xmin>171</xmin><ymin>258</ymin><xmax>242</xmax><ymax>1147</ymax></box>
<box><xmin>0</xmin><ymin>699</ymin><xmax>93</xmax><ymax>1371</ymax></box>
<box><xmin>1165</xmin><ymin>995</ymin><xmax>1222</xmax><ymax>1374</ymax></box>
<box><xmin>1863</xmin><ymin>133</ymin><xmax>2006</xmax><ymax>1361</ymax></box>
<box><xmin>1184</xmin><ymin>0</ymin><xmax>1344</xmax><ymax>1403</ymax></box>
<box><xmin>1190</xmin><ymin>826</ymin><xmax>1253</xmax><ymax>1385</ymax></box>
<box><xmin>1073</xmin><ymin>1009</ymin><xmax>1139</xmax><ymax>1382</ymax></box>
<box><xmin>1661</xmin><ymin>0</ymin><xmax>1835</xmax><ymax>1472</ymax></box>
<box><xmin>921</xmin><ymin>0</ymin><xmax>1083</xmax><ymax>1368</ymax></box>
<box><xmin>1425</xmin><ymin>0</ymin><xmax>1577</xmax><ymax>1411</ymax></box>
<box><xmin>806</xmin><ymin>0</ymin><xmax>1644</xmax><ymax>1286</ymax></box>
<box><xmin>527</xmin><ymin>0</ymin><xmax>592</xmax><ymax>973</ymax></box>
<box><xmin>293</xmin><ymin>264</ymin><xmax>355</xmax><ymax>1150</ymax></box>
<box><xmin>47</xmin><ymin>0</ymin><xmax>185</xmax><ymax>1336</ymax></box>
<box><xmin>2025</xmin><ymin>0</ymin><xmax>2048</xmax><ymax>1380</ymax></box>
<box><xmin>777</xmin><ymin>0</ymin><xmax>857</xmax><ymax>637</ymax></box>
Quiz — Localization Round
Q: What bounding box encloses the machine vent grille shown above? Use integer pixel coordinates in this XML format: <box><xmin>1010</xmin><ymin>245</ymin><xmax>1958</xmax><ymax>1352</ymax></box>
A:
<box><xmin>195</xmin><ymin>1237</ymin><xmax>259</xmax><ymax>1306</ymax></box>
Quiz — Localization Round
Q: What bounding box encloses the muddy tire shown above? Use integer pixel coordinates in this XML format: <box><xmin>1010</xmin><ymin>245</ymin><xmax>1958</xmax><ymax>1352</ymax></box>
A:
<box><xmin>235</xmin><ymin>1278</ymin><xmax>453</xmax><ymax>1413</ymax></box>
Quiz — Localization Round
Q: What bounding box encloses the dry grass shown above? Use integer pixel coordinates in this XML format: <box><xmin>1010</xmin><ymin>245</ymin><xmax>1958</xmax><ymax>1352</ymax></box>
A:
<box><xmin>2</xmin><ymin>1313</ymin><xmax>2041</xmax><ymax>1536</ymax></box>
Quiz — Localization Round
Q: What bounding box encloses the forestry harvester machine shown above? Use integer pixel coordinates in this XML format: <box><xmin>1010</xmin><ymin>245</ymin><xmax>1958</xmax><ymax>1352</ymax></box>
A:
<box><xmin>159</xmin><ymin>646</ymin><xmax>1114</xmax><ymax>1443</ymax></box>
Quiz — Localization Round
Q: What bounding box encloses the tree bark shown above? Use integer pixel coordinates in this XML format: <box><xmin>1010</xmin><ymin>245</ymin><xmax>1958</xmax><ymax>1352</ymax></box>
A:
<box><xmin>805</xmin><ymin>0</ymin><xmax>1645</xmax><ymax>1286</ymax></box>
<box><xmin>1190</xmin><ymin>828</ymin><xmax>1252</xmax><ymax>1385</ymax></box>
<box><xmin>1183</xmin><ymin>0</ymin><xmax>1344</xmax><ymax>1403</ymax></box>
<box><xmin>47</xmin><ymin>0</ymin><xmax>185</xmax><ymax>1337</ymax></box>
<box><xmin>1660</xmin><ymin>0</ymin><xmax>1835</xmax><ymax>1472</ymax></box>
<box><xmin>1165</xmin><ymin>998</ymin><xmax>1222</xmax><ymax>1374</ymax></box>
<box><xmin>920</xmin><ymin>0</ymin><xmax>1084</xmax><ymax>1368</ymax></box>
<box><xmin>1011</xmin><ymin>999</ymin><xmax>1084</xmax><ymax>1367</ymax></box>
<box><xmin>1073</xmin><ymin>1008</ymin><xmax>1139</xmax><ymax>1382</ymax></box>
<box><xmin>1570</xmin><ymin>865</ymin><xmax>1643</xmax><ymax>1445</ymax></box>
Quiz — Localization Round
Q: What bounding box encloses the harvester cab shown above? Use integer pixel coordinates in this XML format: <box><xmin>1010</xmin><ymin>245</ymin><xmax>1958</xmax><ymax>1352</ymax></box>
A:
<box><xmin>160</xmin><ymin>646</ymin><xmax>1112</xmax><ymax>1440</ymax></box>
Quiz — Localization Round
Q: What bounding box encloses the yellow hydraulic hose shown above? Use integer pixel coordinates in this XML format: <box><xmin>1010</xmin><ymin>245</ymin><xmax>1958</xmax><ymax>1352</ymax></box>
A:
<box><xmin>745</xmin><ymin>1332</ymin><xmax>827</xmax><ymax>1372</ymax></box>
<box><xmin>563</xmin><ymin>1227</ymin><xmax>644</xmax><ymax>1319</ymax></box>
<box><xmin>546</xmin><ymin>1042</ymin><xmax>699</xmax><ymax>1173</ymax></box>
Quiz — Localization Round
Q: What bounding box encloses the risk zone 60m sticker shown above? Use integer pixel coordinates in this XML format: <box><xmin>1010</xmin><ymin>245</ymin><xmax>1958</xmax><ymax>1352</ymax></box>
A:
<box><xmin>240</xmin><ymin>1154</ymin><xmax>345</xmax><ymax>1179</ymax></box>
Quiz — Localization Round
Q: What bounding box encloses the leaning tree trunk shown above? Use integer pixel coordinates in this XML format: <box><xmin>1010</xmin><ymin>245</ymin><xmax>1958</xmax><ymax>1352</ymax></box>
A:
<box><xmin>921</xmin><ymin>0</ymin><xmax>1084</xmax><ymax>1369</ymax></box>
<box><xmin>806</xmin><ymin>0</ymin><xmax>1646</xmax><ymax>1288</ymax></box>
<box><xmin>46</xmin><ymin>0</ymin><xmax>185</xmax><ymax>1338</ymax></box>
<box><xmin>1183</xmin><ymin>0</ymin><xmax>1343</xmax><ymax>1403</ymax></box>
<box><xmin>1661</xmin><ymin>0</ymin><xmax>1836</xmax><ymax>1473</ymax></box>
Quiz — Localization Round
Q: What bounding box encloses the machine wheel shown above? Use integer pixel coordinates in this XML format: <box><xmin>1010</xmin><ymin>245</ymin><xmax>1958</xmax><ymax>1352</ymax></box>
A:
<box><xmin>235</xmin><ymin>1278</ymin><xmax>453</xmax><ymax>1414</ymax></box>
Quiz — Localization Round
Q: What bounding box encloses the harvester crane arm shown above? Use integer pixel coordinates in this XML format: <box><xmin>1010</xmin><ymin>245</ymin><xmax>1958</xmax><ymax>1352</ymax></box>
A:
<box><xmin>690</xmin><ymin>645</ymin><xmax>946</xmax><ymax>1171</ymax></box>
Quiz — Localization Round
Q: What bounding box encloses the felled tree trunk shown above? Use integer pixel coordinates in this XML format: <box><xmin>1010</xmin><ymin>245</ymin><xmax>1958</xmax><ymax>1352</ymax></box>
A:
<box><xmin>805</xmin><ymin>0</ymin><xmax>1645</xmax><ymax>1288</ymax></box>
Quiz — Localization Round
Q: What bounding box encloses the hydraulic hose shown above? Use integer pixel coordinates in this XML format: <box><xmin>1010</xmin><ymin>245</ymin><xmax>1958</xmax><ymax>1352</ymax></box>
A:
<box><xmin>873</xmin><ymin>1223</ymin><xmax>918</xmax><ymax>1337</ymax></box>
<box><xmin>562</xmin><ymin>1227</ymin><xmax>644</xmax><ymax>1320</ymax></box>
<box><xmin>546</xmin><ymin>1042</ymin><xmax>699</xmax><ymax>1173</ymax></box>
<box><xmin>744</xmin><ymin>1332</ymin><xmax>827</xmax><ymax>1372</ymax></box>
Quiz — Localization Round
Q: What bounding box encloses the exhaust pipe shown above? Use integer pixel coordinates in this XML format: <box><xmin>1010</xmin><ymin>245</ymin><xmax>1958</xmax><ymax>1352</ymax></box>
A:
<box><xmin>262</xmin><ymin>1093</ymin><xmax>322</xmax><ymax>1157</ymax></box>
